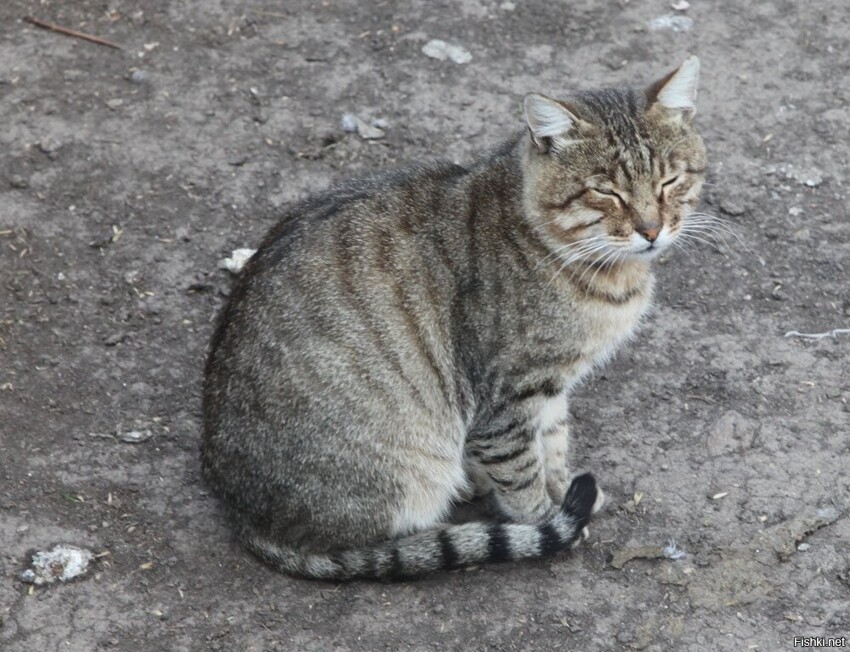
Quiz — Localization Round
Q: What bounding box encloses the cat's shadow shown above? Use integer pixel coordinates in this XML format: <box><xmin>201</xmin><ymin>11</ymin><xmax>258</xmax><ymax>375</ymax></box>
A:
<box><xmin>448</xmin><ymin>492</ymin><xmax>506</xmax><ymax>525</ymax></box>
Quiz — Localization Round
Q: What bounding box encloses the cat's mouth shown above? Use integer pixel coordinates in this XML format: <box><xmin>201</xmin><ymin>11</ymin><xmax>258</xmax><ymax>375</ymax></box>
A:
<box><xmin>625</xmin><ymin>229</ymin><xmax>672</xmax><ymax>259</ymax></box>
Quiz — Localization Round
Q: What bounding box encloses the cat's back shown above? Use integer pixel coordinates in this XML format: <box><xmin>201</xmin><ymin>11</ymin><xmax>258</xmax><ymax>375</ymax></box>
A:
<box><xmin>207</xmin><ymin>158</ymin><xmax>471</xmax><ymax>376</ymax></box>
<box><xmin>249</xmin><ymin>160</ymin><xmax>469</xmax><ymax>274</ymax></box>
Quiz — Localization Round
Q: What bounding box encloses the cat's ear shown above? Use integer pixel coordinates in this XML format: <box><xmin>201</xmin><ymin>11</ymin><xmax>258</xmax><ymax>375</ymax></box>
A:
<box><xmin>646</xmin><ymin>55</ymin><xmax>700</xmax><ymax>121</ymax></box>
<box><xmin>523</xmin><ymin>93</ymin><xmax>581</xmax><ymax>151</ymax></box>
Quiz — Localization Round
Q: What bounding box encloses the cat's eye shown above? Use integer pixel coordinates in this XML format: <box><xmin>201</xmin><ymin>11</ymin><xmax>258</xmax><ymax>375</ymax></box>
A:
<box><xmin>590</xmin><ymin>187</ymin><xmax>623</xmax><ymax>202</ymax></box>
<box><xmin>658</xmin><ymin>176</ymin><xmax>680</xmax><ymax>200</ymax></box>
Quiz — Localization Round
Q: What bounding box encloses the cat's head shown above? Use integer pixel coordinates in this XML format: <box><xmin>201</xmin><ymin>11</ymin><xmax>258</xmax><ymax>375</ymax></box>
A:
<box><xmin>522</xmin><ymin>56</ymin><xmax>706</xmax><ymax>265</ymax></box>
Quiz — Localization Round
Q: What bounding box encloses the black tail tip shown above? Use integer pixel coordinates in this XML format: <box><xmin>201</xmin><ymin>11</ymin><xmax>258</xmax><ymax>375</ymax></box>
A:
<box><xmin>561</xmin><ymin>473</ymin><xmax>598</xmax><ymax>527</ymax></box>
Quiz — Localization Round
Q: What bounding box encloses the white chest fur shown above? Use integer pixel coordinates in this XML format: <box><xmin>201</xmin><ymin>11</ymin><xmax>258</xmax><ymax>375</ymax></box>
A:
<box><xmin>570</xmin><ymin>286</ymin><xmax>653</xmax><ymax>386</ymax></box>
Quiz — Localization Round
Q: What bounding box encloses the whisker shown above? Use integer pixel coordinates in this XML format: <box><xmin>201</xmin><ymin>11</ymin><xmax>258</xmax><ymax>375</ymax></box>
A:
<box><xmin>683</xmin><ymin>213</ymin><xmax>745</xmax><ymax>248</ymax></box>
<box><xmin>587</xmin><ymin>248</ymin><xmax>621</xmax><ymax>288</ymax></box>
<box><xmin>534</xmin><ymin>235</ymin><xmax>606</xmax><ymax>271</ymax></box>
<box><xmin>681</xmin><ymin>225</ymin><xmax>732</xmax><ymax>249</ymax></box>
<box><xmin>676</xmin><ymin>232</ymin><xmax>725</xmax><ymax>254</ymax></box>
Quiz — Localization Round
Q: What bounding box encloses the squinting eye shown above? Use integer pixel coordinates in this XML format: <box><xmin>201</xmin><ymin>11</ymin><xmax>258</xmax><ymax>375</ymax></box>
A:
<box><xmin>591</xmin><ymin>187</ymin><xmax>621</xmax><ymax>200</ymax></box>
<box><xmin>661</xmin><ymin>176</ymin><xmax>680</xmax><ymax>188</ymax></box>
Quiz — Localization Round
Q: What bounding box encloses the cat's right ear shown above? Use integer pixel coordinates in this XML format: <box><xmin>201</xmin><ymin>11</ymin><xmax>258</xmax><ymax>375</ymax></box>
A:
<box><xmin>523</xmin><ymin>93</ymin><xmax>580</xmax><ymax>153</ymax></box>
<box><xmin>646</xmin><ymin>55</ymin><xmax>700</xmax><ymax>122</ymax></box>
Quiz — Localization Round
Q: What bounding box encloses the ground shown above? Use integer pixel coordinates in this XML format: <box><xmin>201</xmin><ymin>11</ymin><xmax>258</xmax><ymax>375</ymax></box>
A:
<box><xmin>1</xmin><ymin>0</ymin><xmax>848</xmax><ymax>650</ymax></box>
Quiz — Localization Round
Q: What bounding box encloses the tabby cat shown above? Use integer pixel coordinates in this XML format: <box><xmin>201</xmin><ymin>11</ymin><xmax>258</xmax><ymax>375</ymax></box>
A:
<box><xmin>201</xmin><ymin>57</ymin><xmax>706</xmax><ymax>580</ymax></box>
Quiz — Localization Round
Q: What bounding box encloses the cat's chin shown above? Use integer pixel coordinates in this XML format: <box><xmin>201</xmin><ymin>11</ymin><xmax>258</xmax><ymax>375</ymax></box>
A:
<box><xmin>629</xmin><ymin>243</ymin><xmax>669</xmax><ymax>261</ymax></box>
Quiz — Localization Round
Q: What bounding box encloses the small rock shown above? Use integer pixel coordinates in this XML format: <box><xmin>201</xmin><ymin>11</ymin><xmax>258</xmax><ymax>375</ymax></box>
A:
<box><xmin>105</xmin><ymin>98</ymin><xmax>124</xmax><ymax>110</ymax></box>
<box><xmin>227</xmin><ymin>154</ymin><xmax>249</xmax><ymax>167</ymax></box>
<box><xmin>499</xmin><ymin>1</ymin><xmax>516</xmax><ymax>10</ymax></box>
<box><xmin>796</xmin><ymin>543</ymin><xmax>810</xmax><ymax>552</ymax></box>
<box><xmin>649</xmin><ymin>14</ymin><xmax>694</xmax><ymax>31</ymax></box>
<box><xmin>220</xmin><ymin>248</ymin><xmax>257</xmax><ymax>274</ymax></box>
<box><xmin>371</xmin><ymin>118</ymin><xmax>389</xmax><ymax>130</ymax></box>
<box><xmin>671</xmin><ymin>0</ymin><xmax>690</xmax><ymax>10</ymax></box>
<box><xmin>422</xmin><ymin>39</ymin><xmax>472</xmax><ymax>64</ymax></box>
<box><xmin>38</xmin><ymin>138</ymin><xmax>63</xmax><ymax>158</ymax></box>
<box><xmin>341</xmin><ymin>113</ymin><xmax>359</xmax><ymax>133</ymax></box>
<box><xmin>788</xmin><ymin>207</ymin><xmax>803</xmax><ymax>217</ymax></box>
<box><xmin>816</xmin><ymin>506</ymin><xmax>839</xmax><ymax>521</ymax></box>
<box><xmin>128</xmin><ymin>69</ymin><xmax>147</xmax><ymax>84</ymax></box>
<box><xmin>340</xmin><ymin>113</ymin><xmax>385</xmax><ymax>140</ymax></box>
<box><xmin>719</xmin><ymin>199</ymin><xmax>745</xmax><ymax>216</ymax></box>
<box><xmin>103</xmin><ymin>332</ymin><xmax>127</xmax><ymax>347</ymax></box>
<box><xmin>117</xmin><ymin>429</ymin><xmax>153</xmax><ymax>444</ymax></box>
<box><xmin>9</xmin><ymin>174</ymin><xmax>28</xmax><ymax>189</ymax></box>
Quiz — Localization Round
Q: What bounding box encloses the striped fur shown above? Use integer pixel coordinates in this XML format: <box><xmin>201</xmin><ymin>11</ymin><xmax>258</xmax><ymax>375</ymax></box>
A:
<box><xmin>241</xmin><ymin>474</ymin><xmax>597</xmax><ymax>580</ymax></box>
<box><xmin>201</xmin><ymin>59</ymin><xmax>706</xmax><ymax>580</ymax></box>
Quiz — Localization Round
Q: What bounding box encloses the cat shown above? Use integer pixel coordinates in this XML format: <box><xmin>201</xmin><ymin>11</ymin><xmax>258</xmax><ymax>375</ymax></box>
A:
<box><xmin>201</xmin><ymin>56</ymin><xmax>707</xmax><ymax>580</ymax></box>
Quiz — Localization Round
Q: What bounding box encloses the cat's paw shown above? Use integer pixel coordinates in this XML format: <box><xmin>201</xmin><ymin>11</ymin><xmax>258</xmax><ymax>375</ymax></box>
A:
<box><xmin>570</xmin><ymin>525</ymin><xmax>591</xmax><ymax>549</ymax></box>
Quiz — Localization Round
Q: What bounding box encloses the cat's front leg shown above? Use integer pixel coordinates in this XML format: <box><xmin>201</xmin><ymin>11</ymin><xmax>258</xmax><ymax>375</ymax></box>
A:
<box><xmin>535</xmin><ymin>393</ymin><xmax>571</xmax><ymax>502</ymax></box>
<box><xmin>538</xmin><ymin>400</ymin><xmax>605</xmax><ymax>537</ymax></box>
<box><xmin>542</xmin><ymin>420</ymin><xmax>571</xmax><ymax>503</ymax></box>
<box><xmin>467</xmin><ymin>417</ymin><xmax>555</xmax><ymax>524</ymax></box>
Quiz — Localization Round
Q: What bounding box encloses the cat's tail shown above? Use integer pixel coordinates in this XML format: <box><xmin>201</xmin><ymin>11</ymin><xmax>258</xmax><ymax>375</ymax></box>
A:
<box><xmin>241</xmin><ymin>473</ymin><xmax>599</xmax><ymax>580</ymax></box>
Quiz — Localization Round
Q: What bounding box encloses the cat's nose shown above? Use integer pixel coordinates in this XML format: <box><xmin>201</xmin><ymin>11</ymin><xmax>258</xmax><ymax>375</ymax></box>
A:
<box><xmin>637</xmin><ymin>224</ymin><xmax>660</xmax><ymax>242</ymax></box>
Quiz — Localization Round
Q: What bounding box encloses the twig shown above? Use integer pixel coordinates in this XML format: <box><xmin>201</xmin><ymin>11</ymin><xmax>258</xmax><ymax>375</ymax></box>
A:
<box><xmin>23</xmin><ymin>15</ymin><xmax>123</xmax><ymax>50</ymax></box>
<box><xmin>784</xmin><ymin>328</ymin><xmax>850</xmax><ymax>340</ymax></box>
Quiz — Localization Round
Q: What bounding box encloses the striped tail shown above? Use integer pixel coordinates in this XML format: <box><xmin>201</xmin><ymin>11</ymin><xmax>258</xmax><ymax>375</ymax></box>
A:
<box><xmin>241</xmin><ymin>473</ymin><xmax>599</xmax><ymax>580</ymax></box>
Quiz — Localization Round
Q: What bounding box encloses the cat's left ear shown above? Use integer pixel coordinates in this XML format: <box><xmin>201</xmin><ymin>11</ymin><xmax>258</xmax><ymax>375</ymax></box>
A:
<box><xmin>523</xmin><ymin>93</ymin><xmax>582</xmax><ymax>152</ymax></box>
<box><xmin>646</xmin><ymin>55</ymin><xmax>700</xmax><ymax>122</ymax></box>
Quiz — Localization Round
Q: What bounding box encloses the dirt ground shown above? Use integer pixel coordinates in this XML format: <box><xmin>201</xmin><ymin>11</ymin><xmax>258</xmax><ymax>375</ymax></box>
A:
<box><xmin>1</xmin><ymin>0</ymin><xmax>848</xmax><ymax>650</ymax></box>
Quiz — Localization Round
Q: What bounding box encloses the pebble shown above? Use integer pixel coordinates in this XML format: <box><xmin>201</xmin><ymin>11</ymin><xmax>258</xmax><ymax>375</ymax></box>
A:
<box><xmin>816</xmin><ymin>506</ymin><xmax>839</xmax><ymax>521</ymax></box>
<box><xmin>103</xmin><ymin>332</ymin><xmax>127</xmax><ymax>346</ymax></box>
<box><xmin>38</xmin><ymin>138</ymin><xmax>63</xmax><ymax>158</ymax></box>
<box><xmin>341</xmin><ymin>113</ymin><xmax>359</xmax><ymax>133</ymax></box>
<box><xmin>220</xmin><ymin>248</ymin><xmax>257</xmax><ymax>274</ymax></box>
<box><xmin>719</xmin><ymin>199</ymin><xmax>745</xmax><ymax>216</ymax></box>
<box><xmin>422</xmin><ymin>39</ymin><xmax>472</xmax><ymax>64</ymax></box>
<box><xmin>117</xmin><ymin>429</ymin><xmax>153</xmax><ymax>444</ymax></box>
<box><xmin>9</xmin><ymin>174</ymin><xmax>28</xmax><ymax>189</ymax></box>
<box><xmin>106</xmin><ymin>98</ymin><xmax>124</xmax><ymax>110</ymax></box>
<box><xmin>129</xmin><ymin>69</ymin><xmax>147</xmax><ymax>84</ymax></box>
<box><xmin>340</xmin><ymin>113</ymin><xmax>385</xmax><ymax>140</ymax></box>
<box><xmin>649</xmin><ymin>15</ymin><xmax>694</xmax><ymax>31</ymax></box>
